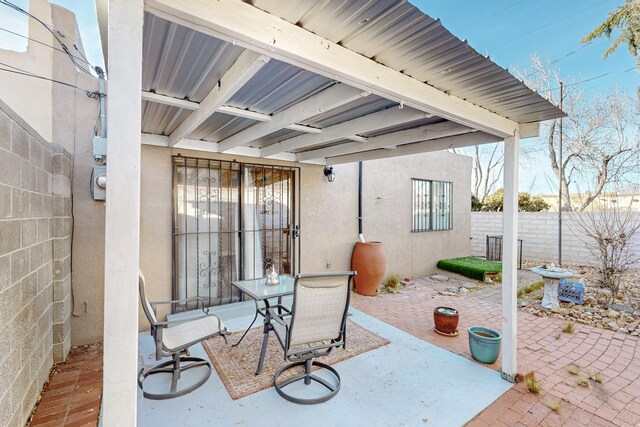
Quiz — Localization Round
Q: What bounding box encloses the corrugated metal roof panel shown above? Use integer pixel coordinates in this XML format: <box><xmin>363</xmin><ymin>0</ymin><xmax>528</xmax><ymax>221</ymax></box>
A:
<box><xmin>248</xmin><ymin>0</ymin><xmax>564</xmax><ymax>123</ymax></box>
<box><xmin>228</xmin><ymin>60</ymin><xmax>333</xmax><ymax>114</ymax></box>
<box><xmin>253</xmin><ymin>129</ymin><xmax>305</xmax><ymax>148</ymax></box>
<box><xmin>142</xmin><ymin>13</ymin><xmax>244</xmax><ymax>102</ymax></box>
<box><xmin>301</xmin><ymin>96</ymin><xmax>396</xmax><ymax>128</ymax></box>
<box><xmin>188</xmin><ymin>113</ymin><xmax>255</xmax><ymax>141</ymax></box>
<box><xmin>141</xmin><ymin>1</ymin><xmax>564</xmax><ymax>155</ymax></box>
<box><xmin>141</xmin><ymin>101</ymin><xmax>191</xmax><ymax>135</ymax></box>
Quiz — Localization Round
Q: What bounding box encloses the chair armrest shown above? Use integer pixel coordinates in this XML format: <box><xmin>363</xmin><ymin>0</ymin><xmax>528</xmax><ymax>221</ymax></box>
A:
<box><xmin>151</xmin><ymin>297</ymin><xmax>208</xmax><ymax>316</ymax></box>
<box><xmin>267</xmin><ymin>308</ymin><xmax>289</xmax><ymax>327</ymax></box>
<box><xmin>148</xmin><ymin>318</ymin><xmax>170</xmax><ymax>328</ymax></box>
<box><xmin>150</xmin><ymin>296</ymin><xmax>206</xmax><ymax>307</ymax></box>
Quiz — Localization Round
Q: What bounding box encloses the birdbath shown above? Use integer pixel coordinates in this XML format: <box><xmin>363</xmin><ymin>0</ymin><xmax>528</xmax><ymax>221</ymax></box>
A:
<box><xmin>530</xmin><ymin>265</ymin><xmax>573</xmax><ymax>310</ymax></box>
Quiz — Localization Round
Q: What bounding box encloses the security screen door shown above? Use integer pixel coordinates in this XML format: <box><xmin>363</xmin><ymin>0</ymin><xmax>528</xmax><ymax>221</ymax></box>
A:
<box><xmin>173</xmin><ymin>157</ymin><xmax>299</xmax><ymax>310</ymax></box>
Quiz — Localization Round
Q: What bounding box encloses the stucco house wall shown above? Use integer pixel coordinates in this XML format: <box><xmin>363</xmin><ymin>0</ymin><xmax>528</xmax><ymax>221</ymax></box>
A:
<box><xmin>136</xmin><ymin>146</ymin><xmax>472</xmax><ymax>330</ymax></box>
<box><xmin>0</xmin><ymin>0</ymin><xmax>54</xmax><ymax>143</ymax></box>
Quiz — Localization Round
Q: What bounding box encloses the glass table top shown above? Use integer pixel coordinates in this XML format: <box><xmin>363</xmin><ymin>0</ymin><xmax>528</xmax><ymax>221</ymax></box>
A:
<box><xmin>231</xmin><ymin>275</ymin><xmax>295</xmax><ymax>300</ymax></box>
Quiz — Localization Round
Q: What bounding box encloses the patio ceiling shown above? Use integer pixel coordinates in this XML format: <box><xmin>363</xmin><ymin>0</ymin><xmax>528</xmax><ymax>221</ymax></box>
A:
<box><xmin>98</xmin><ymin>0</ymin><xmax>567</xmax><ymax>165</ymax></box>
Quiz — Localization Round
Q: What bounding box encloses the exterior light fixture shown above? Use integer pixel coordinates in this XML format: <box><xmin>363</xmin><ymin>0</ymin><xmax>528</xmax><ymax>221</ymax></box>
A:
<box><xmin>323</xmin><ymin>166</ymin><xmax>335</xmax><ymax>182</ymax></box>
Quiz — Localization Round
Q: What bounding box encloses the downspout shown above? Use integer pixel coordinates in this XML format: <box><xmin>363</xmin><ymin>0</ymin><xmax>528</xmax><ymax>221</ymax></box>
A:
<box><xmin>97</xmin><ymin>67</ymin><xmax>106</xmax><ymax>138</ymax></box>
<box><xmin>358</xmin><ymin>161</ymin><xmax>364</xmax><ymax>240</ymax></box>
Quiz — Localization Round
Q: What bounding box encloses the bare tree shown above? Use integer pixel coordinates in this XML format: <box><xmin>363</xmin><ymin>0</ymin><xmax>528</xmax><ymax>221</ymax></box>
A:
<box><xmin>471</xmin><ymin>144</ymin><xmax>503</xmax><ymax>203</ymax></box>
<box><xmin>568</xmin><ymin>199</ymin><xmax>640</xmax><ymax>303</ymax></box>
<box><xmin>517</xmin><ymin>56</ymin><xmax>640</xmax><ymax>211</ymax></box>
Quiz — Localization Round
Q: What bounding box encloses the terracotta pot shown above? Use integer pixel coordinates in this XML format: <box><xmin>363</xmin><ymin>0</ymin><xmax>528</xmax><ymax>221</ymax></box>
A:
<box><xmin>351</xmin><ymin>242</ymin><xmax>385</xmax><ymax>296</ymax></box>
<box><xmin>433</xmin><ymin>306</ymin><xmax>459</xmax><ymax>335</ymax></box>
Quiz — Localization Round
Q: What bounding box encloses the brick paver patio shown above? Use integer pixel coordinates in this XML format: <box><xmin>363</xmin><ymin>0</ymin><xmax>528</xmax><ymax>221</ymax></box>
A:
<box><xmin>351</xmin><ymin>283</ymin><xmax>640</xmax><ymax>426</ymax></box>
<box><xmin>28</xmin><ymin>343</ymin><xmax>103</xmax><ymax>427</ymax></box>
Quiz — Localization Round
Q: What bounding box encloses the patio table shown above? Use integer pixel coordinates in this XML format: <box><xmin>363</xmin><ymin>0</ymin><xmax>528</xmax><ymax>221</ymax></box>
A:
<box><xmin>231</xmin><ymin>275</ymin><xmax>295</xmax><ymax>375</ymax></box>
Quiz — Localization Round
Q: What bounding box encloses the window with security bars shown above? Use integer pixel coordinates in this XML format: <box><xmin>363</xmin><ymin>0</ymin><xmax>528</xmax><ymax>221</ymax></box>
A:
<box><xmin>411</xmin><ymin>179</ymin><xmax>453</xmax><ymax>232</ymax></box>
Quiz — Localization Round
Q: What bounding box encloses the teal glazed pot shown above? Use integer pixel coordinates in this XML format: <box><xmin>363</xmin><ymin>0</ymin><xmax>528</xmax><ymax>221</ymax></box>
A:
<box><xmin>468</xmin><ymin>326</ymin><xmax>502</xmax><ymax>364</ymax></box>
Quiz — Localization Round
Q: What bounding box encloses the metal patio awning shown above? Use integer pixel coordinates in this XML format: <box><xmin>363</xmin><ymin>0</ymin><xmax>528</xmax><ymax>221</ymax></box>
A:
<box><xmin>98</xmin><ymin>0</ymin><xmax>564</xmax><ymax>165</ymax></box>
<box><xmin>100</xmin><ymin>2</ymin><xmax>537</xmax><ymax>423</ymax></box>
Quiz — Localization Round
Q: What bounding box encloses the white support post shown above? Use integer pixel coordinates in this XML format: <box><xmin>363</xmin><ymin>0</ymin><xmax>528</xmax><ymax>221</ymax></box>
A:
<box><xmin>501</xmin><ymin>130</ymin><xmax>520</xmax><ymax>383</ymax></box>
<box><xmin>103</xmin><ymin>0</ymin><xmax>143</xmax><ymax>425</ymax></box>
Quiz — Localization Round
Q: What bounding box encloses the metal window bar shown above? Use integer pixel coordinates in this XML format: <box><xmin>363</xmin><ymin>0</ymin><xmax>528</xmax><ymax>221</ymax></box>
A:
<box><xmin>172</xmin><ymin>157</ymin><xmax>299</xmax><ymax>311</ymax></box>
<box><xmin>432</xmin><ymin>181</ymin><xmax>453</xmax><ymax>231</ymax></box>
<box><xmin>485</xmin><ymin>235</ymin><xmax>523</xmax><ymax>269</ymax></box>
<box><xmin>412</xmin><ymin>179</ymin><xmax>453</xmax><ymax>232</ymax></box>
<box><xmin>411</xmin><ymin>178</ymin><xmax>431</xmax><ymax>232</ymax></box>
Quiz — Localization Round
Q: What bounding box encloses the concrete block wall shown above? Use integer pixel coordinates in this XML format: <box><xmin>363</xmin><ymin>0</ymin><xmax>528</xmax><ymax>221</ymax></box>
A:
<box><xmin>0</xmin><ymin>102</ymin><xmax>72</xmax><ymax>426</ymax></box>
<box><xmin>471</xmin><ymin>212</ymin><xmax>640</xmax><ymax>266</ymax></box>
<box><xmin>51</xmin><ymin>147</ymin><xmax>73</xmax><ymax>362</ymax></box>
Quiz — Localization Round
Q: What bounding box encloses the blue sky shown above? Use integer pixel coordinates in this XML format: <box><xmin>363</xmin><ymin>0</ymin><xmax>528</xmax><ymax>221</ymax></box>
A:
<box><xmin>1</xmin><ymin>0</ymin><xmax>637</xmax><ymax>194</ymax></box>
<box><xmin>420</xmin><ymin>0</ymin><xmax>638</xmax><ymax>195</ymax></box>
<box><xmin>421</xmin><ymin>0</ymin><xmax>637</xmax><ymax>96</ymax></box>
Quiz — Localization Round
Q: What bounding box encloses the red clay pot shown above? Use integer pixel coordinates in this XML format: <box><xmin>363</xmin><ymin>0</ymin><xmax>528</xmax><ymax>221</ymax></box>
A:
<box><xmin>351</xmin><ymin>242</ymin><xmax>386</xmax><ymax>296</ymax></box>
<box><xmin>433</xmin><ymin>306</ymin><xmax>459</xmax><ymax>335</ymax></box>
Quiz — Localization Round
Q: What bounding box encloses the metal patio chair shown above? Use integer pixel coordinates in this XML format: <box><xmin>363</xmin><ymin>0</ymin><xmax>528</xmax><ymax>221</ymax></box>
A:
<box><xmin>269</xmin><ymin>271</ymin><xmax>356</xmax><ymax>404</ymax></box>
<box><xmin>137</xmin><ymin>272</ymin><xmax>228</xmax><ymax>400</ymax></box>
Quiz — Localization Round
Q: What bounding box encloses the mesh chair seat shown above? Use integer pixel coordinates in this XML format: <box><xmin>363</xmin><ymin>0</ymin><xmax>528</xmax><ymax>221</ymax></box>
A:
<box><xmin>163</xmin><ymin>316</ymin><xmax>226</xmax><ymax>352</ymax></box>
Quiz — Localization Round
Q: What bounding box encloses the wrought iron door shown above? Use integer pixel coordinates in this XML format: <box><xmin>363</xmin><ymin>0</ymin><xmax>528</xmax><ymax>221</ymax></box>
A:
<box><xmin>173</xmin><ymin>157</ymin><xmax>299</xmax><ymax>311</ymax></box>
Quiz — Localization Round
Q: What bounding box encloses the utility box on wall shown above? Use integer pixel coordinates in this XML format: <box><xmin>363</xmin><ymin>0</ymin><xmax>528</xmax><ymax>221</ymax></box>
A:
<box><xmin>91</xmin><ymin>165</ymin><xmax>106</xmax><ymax>201</ymax></box>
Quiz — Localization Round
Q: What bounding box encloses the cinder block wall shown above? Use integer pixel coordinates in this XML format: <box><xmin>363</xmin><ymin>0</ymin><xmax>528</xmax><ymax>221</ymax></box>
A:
<box><xmin>0</xmin><ymin>101</ymin><xmax>73</xmax><ymax>426</ymax></box>
<box><xmin>471</xmin><ymin>212</ymin><xmax>640</xmax><ymax>266</ymax></box>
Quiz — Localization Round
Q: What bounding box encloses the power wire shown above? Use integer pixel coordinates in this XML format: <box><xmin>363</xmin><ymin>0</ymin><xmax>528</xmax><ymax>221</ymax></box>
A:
<box><xmin>541</xmin><ymin>66</ymin><xmax>637</xmax><ymax>93</ymax></box>
<box><xmin>0</xmin><ymin>62</ymin><xmax>102</xmax><ymax>98</ymax></box>
<box><xmin>0</xmin><ymin>26</ymin><xmax>93</xmax><ymax>66</ymax></box>
<box><xmin>523</xmin><ymin>42</ymin><xmax>597</xmax><ymax>78</ymax></box>
<box><xmin>0</xmin><ymin>0</ymin><xmax>97</xmax><ymax>76</ymax></box>
<box><xmin>492</xmin><ymin>0</ymin><xmax>611</xmax><ymax>50</ymax></box>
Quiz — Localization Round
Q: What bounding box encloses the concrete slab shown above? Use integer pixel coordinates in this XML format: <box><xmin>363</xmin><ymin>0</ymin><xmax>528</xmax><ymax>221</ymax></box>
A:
<box><xmin>137</xmin><ymin>305</ymin><xmax>512</xmax><ymax>426</ymax></box>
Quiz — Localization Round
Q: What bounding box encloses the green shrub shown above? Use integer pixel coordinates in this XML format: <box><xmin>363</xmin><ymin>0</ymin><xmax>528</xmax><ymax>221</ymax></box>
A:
<box><xmin>481</xmin><ymin>188</ymin><xmax>550</xmax><ymax>212</ymax></box>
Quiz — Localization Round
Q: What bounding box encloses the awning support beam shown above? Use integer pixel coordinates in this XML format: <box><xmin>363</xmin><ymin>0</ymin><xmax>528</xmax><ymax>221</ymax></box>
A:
<box><xmin>297</xmin><ymin>121</ymin><xmax>473</xmax><ymax>162</ymax></box>
<box><xmin>327</xmin><ymin>132</ymin><xmax>500</xmax><ymax>164</ymax></box>
<box><xmin>261</xmin><ymin>106</ymin><xmax>429</xmax><ymax>158</ymax></box>
<box><xmin>217</xmin><ymin>83</ymin><xmax>366</xmax><ymax>152</ymax></box>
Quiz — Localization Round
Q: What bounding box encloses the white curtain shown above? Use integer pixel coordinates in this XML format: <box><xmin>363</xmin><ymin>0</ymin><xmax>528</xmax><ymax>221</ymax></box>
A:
<box><xmin>176</xmin><ymin>166</ymin><xmax>221</xmax><ymax>301</ymax></box>
<box><xmin>243</xmin><ymin>167</ymin><xmax>264</xmax><ymax>279</ymax></box>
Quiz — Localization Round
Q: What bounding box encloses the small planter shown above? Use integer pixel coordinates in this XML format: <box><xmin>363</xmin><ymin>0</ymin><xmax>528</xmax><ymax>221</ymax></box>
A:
<box><xmin>468</xmin><ymin>326</ymin><xmax>501</xmax><ymax>364</ymax></box>
<box><xmin>433</xmin><ymin>306</ymin><xmax>459</xmax><ymax>336</ymax></box>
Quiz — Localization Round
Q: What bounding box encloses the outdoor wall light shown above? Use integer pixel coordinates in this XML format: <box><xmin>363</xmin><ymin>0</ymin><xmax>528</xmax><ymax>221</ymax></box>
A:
<box><xmin>323</xmin><ymin>166</ymin><xmax>335</xmax><ymax>182</ymax></box>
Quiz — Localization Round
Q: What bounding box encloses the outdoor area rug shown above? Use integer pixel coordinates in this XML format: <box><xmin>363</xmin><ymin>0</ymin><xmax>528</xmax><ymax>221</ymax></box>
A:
<box><xmin>202</xmin><ymin>319</ymin><xmax>390</xmax><ymax>400</ymax></box>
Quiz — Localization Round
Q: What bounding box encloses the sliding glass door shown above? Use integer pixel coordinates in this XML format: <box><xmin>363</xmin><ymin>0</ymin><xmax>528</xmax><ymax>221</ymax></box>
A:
<box><xmin>173</xmin><ymin>157</ymin><xmax>298</xmax><ymax>311</ymax></box>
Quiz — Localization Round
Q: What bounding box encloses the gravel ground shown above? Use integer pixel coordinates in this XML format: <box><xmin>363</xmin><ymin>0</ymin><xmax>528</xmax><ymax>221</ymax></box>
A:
<box><xmin>410</xmin><ymin>261</ymin><xmax>640</xmax><ymax>336</ymax></box>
